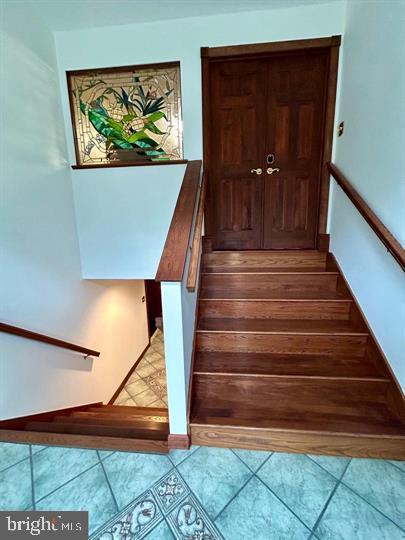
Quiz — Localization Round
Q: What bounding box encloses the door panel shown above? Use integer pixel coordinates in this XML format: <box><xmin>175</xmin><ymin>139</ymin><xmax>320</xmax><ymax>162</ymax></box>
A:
<box><xmin>263</xmin><ymin>52</ymin><xmax>328</xmax><ymax>249</ymax></box>
<box><xmin>210</xmin><ymin>60</ymin><xmax>266</xmax><ymax>249</ymax></box>
<box><xmin>208</xmin><ymin>51</ymin><xmax>329</xmax><ymax>250</ymax></box>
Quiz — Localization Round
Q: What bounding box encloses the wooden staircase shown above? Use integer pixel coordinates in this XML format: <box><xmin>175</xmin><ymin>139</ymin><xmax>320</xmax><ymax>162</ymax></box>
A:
<box><xmin>190</xmin><ymin>250</ymin><xmax>405</xmax><ymax>459</ymax></box>
<box><xmin>0</xmin><ymin>404</ymin><xmax>169</xmax><ymax>453</ymax></box>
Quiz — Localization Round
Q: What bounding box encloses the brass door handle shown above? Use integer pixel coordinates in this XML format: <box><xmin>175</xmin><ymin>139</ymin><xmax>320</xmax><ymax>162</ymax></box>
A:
<box><xmin>267</xmin><ymin>167</ymin><xmax>280</xmax><ymax>175</ymax></box>
<box><xmin>250</xmin><ymin>168</ymin><xmax>263</xmax><ymax>175</ymax></box>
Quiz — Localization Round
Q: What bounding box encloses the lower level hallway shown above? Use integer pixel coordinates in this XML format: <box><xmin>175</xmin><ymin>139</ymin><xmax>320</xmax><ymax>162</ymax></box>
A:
<box><xmin>114</xmin><ymin>329</ymin><xmax>168</xmax><ymax>408</ymax></box>
<box><xmin>1</xmin><ymin>440</ymin><xmax>404</xmax><ymax>539</ymax></box>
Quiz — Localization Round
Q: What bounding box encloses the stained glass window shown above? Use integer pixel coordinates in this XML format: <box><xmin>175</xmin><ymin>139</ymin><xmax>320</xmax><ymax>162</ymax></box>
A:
<box><xmin>67</xmin><ymin>62</ymin><xmax>183</xmax><ymax>167</ymax></box>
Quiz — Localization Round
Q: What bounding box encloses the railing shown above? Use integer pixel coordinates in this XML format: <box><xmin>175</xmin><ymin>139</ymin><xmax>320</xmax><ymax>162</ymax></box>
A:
<box><xmin>187</xmin><ymin>175</ymin><xmax>206</xmax><ymax>291</ymax></box>
<box><xmin>328</xmin><ymin>162</ymin><xmax>405</xmax><ymax>271</ymax></box>
<box><xmin>0</xmin><ymin>322</ymin><xmax>100</xmax><ymax>358</ymax></box>
<box><xmin>156</xmin><ymin>160</ymin><xmax>203</xmax><ymax>282</ymax></box>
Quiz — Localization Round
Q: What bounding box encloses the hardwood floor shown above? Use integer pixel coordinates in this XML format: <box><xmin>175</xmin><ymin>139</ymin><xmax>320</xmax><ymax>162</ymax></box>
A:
<box><xmin>190</xmin><ymin>250</ymin><xmax>405</xmax><ymax>459</ymax></box>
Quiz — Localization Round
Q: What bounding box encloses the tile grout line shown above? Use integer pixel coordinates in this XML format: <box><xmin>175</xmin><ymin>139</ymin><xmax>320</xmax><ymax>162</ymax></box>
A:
<box><xmin>29</xmin><ymin>445</ymin><xmax>36</xmax><ymax>510</ymax></box>
<box><xmin>35</xmin><ymin>461</ymin><xmax>100</xmax><ymax>505</ymax></box>
<box><xmin>229</xmin><ymin>448</ymin><xmax>274</xmax><ymax>474</ymax></box>
<box><xmin>254</xmin><ymin>474</ymin><xmax>313</xmax><ymax>535</ymax></box>
<box><xmin>168</xmin><ymin>446</ymin><xmax>199</xmax><ymax>467</ymax></box>
<box><xmin>308</xmin><ymin>459</ymin><xmax>352</xmax><ymax>537</ymax></box>
<box><xmin>212</xmin><ymin>474</ymin><xmax>254</xmax><ymax>522</ymax></box>
<box><xmin>0</xmin><ymin>455</ymin><xmax>32</xmax><ymax>475</ymax></box>
<box><xmin>305</xmin><ymin>454</ymin><xmax>350</xmax><ymax>482</ymax></box>
<box><xmin>386</xmin><ymin>461</ymin><xmax>405</xmax><ymax>475</ymax></box>
<box><xmin>338</xmin><ymin>477</ymin><xmax>405</xmax><ymax>533</ymax></box>
<box><xmin>97</xmin><ymin>451</ymin><xmax>119</xmax><ymax>513</ymax></box>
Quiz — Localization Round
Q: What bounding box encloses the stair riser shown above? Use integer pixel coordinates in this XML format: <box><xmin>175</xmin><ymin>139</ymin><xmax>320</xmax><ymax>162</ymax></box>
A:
<box><xmin>192</xmin><ymin>375</ymin><xmax>390</xmax><ymax>415</ymax></box>
<box><xmin>197</xmin><ymin>332</ymin><xmax>367</xmax><ymax>356</ymax></box>
<box><xmin>199</xmin><ymin>300</ymin><xmax>351</xmax><ymax>320</ymax></box>
<box><xmin>201</xmin><ymin>274</ymin><xmax>338</xmax><ymax>294</ymax></box>
<box><xmin>203</xmin><ymin>252</ymin><xmax>327</xmax><ymax>268</ymax></box>
<box><xmin>189</xmin><ymin>425</ymin><xmax>405</xmax><ymax>460</ymax></box>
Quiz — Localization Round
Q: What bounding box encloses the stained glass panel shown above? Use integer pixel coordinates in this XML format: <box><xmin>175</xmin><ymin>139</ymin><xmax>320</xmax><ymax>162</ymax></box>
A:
<box><xmin>67</xmin><ymin>62</ymin><xmax>183</xmax><ymax>167</ymax></box>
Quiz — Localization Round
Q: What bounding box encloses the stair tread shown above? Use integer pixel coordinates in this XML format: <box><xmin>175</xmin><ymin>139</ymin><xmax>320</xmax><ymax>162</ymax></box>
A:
<box><xmin>202</xmin><ymin>266</ymin><xmax>330</xmax><ymax>274</ymax></box>
<box><xmin>194</xmin><ymin>351</ymin><xmax>384</xmax><ymax>378</ymax></box>
<box><xmin>197</xmin><ymin>318</ymin><xmax>367</xmax><ymax>334</ymax></box>
<box><xmin>55</xmin><ymin>415</ymin><xmax>169</xmax><ymax>431</ymax></box>
<box><xmin>200</xmin><ymin>289</ymin><xmax>350</xmax><ymax>300</ymax></box>
<box><xmin>25</xmin><ymin>421</ymin><xmax>168</xmax><ymax>440</ymax></box>
<box><xmin>87</xmin><ymin>406</ymin><xmax>168</xmax><ymax>417</ymax></box>
<box><xmin>71</xmin><ymin>411</ymin><xmax>168</xmax><ymax>423</ymax></box>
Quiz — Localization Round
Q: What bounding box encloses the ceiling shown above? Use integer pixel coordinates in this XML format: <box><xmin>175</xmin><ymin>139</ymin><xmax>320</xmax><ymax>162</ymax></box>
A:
<box><xmin>30</xmin><ymin>0</ymin><xmax>342</xmax><ymax>32</ymax></box>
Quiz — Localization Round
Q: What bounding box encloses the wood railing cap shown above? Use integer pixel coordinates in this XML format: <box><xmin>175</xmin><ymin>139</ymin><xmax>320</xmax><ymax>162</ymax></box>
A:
<box><xmin>327</xmin><ymin>162</ymin><xmax>405</xmax><ymax>271</ymax></box>
<box><xmin>156</xmin><ymin>160</ymin><xmax>203</xmax><ymax>282</ymax></box>
<box><xmin>0</xmin><ymin>322</ymin><xmax>100</xmax><ymax>357</ymax></box>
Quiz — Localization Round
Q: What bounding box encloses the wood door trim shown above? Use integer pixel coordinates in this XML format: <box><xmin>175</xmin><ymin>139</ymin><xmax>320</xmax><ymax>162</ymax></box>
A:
<box><xmin>201</xmin><ymin>36</ymin><xmax>341</xmax><ymax>58</ymax></box>
<box><xmin>202</xmin><ymin>36</ymin><xmax>341</xmax><ymax>247</ymax></box>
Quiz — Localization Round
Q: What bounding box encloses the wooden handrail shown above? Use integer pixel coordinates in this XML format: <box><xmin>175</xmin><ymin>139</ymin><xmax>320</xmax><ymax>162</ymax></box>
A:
<box><xmin>156</xmin><ymin>160</ymin><xmax>203</xmax><ymax>281</ymax></box>
<box><xmin>327</xmin><ymin>162</ymin><xmax>405</xmax><ymax>271</ymax></box>
<box><xmin>187</xmin><ymin>175</ymin><xmax>206</xmax><ymax>292</ymax></box>
<box><xmin>0</xmin><ymin>322</ymin><xmax>100</xmax><ymax>358</ymax></box>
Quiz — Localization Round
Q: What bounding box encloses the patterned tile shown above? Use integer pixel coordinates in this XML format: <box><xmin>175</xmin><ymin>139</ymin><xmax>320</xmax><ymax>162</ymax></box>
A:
<box><xmin>90</xmin><ymin>489</ymin><xmax>163</xmax><ymax>540</ymax></box>
<box><xmin>144</xmin><ymin>519</ymin><xmax>174</xmax><ymax>539</ymax></box>
<box><xmin>232</xmin><ymin>448</ymin><xmax>271</xmax><ymax>472</ymax></box>
<box><xmin>215</xmin><ymin>476</ymin><xmax>309</xmax><ymax>540</ymax></box>
<box><xmin>169</xmin><ymin>446</ymin><xmax>199</xmax><ymax>466</ymax></box>
<box><xmin>258</xmin><ymin>452</ymin><xmax>337</xmax><ymax>528</ymax></box>
<box><xmin>167</xmin><ymin>493</ymin><xmax>223</xmax><ymax>540</ymax></box>
<box><xmin>342</xmin><ymin>458</ymin><xmax>405</xmax><ymax>529</ymax></box>
<box><xmin>177</xmin><ymin>447</ymin><xmax>251</xmax><ymax>519</ymax></box>
<box><xmin>119</xmin><ymin>396</ymin><xmax>138</xmax><ymax>407</ymax></box>
<box><xmin>0</xmin><ymin>442</ymin><xmax>29</xmax><ymax>472</ymax></box>
<box><xmin>36</xmin><ymin>464</ymin><xmax>116</xmax><ymax>534</ymax></box>
<box><xmin>307</xmin><ymin>454</ymin><xmax>350</xmax><ymax>479</ymax></box>
<box><xmin>315</xmin><ymin>483</ymin><xmax>405</xmax><ymax>540</ymax></box>
<box><xmin>137</xmin><ymin>360</ymin><xmax>157</xmax><ymax>378</ymax></box>
<box><xmin>33</xmin><ymin>446</ymin><xmax>99</xmax><ymax>500</ymax></box>
<box><xmin>126</xmin><ymin>378</ymin><xmax>150</xmax><ymax>398</ymax></box>
<box><xmin>102</xmin><ymin>451</ymin><xmax>172</xmax><ymax>509</ymax></box>
<box><xmin>0</xmin><ymin>458</ymin><xmax>32</xmax><ymax>510</ymax></box>
<box><xmin>134</xmin><ymin>388</ymin><xmax>162</xmax><ymax>407</ymax></box>
<box><xmin>152</xmin><ymin>469</ymin><xmax>189</xmax><ymax>513</ymax></box>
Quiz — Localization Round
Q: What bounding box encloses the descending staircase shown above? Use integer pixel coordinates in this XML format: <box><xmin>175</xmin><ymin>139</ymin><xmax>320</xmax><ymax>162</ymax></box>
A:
<box><xmin>190</xmin><ymin>250</ymin><xmax>405</xmax><ymax>459</ymax></box>
<box><xmin>0</xmin><ymin>404</ymin><xmax>169</xmax><ymax>453</ymax></box>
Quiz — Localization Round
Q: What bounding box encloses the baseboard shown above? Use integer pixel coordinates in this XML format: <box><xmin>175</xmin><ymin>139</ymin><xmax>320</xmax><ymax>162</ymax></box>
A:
<box><xmin>168</xmin><ymin>433</ymin><xmax>190</xmax><ymax>450</ymax></box>
<box><xmin>318</xmin><ymin>233</ymin><xmax>330</xmax><ymax>252</ymax></box>
<box><xmin>331</xmin><ymin>252</ymin><xmax>405</xmax><ymax>422</ymax></box>
<box><xmin>109</xmin><ymin>341</ymin><xmax>150</xmax><ymax>404</ymax></box>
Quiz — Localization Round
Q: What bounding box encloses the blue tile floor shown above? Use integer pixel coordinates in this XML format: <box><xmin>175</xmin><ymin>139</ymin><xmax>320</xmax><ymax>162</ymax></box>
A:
<box><xmin>1</xmin><ymin>442</ymin><xmax>405</xmax><ymax>539</ymax></box>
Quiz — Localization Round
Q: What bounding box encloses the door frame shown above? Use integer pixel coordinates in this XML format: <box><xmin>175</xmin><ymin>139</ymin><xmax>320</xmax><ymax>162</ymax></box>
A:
<box><xmin>201</xmin><ymin>35</ymin><xmax>341</xmax><ymax>251</ymax></box>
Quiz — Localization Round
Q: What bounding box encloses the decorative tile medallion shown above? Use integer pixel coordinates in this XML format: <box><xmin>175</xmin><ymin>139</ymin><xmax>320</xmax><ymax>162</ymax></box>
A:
<box><xmin>153</xmin><ymin>470</ymin><xmax>189</xmax><ymax>513</ymax></box>
<box><xmin>167</xmin><ymin>494</ymin><xmax>223</xmax><ymax>540</ymax></box>
<box><xmin>91</xmin><ymin>490</ymin><xmax>162</xmax><ymax>540</ymax></box>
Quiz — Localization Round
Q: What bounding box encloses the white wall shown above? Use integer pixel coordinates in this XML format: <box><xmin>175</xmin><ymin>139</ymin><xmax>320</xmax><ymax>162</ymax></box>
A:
<box><xmin>72</xmin><ymin>164</ymin><xmax>185</xmax><ymax>278</ymax></box>
<box><xmin>0</xmin><ymin>2</ymin><xmax>149</xmax><ymax>419</ymax></box>
<box><xmin>329</xmin><ymin>0</ymin><xmax>405</xmax><ymax>389</ymax></box>
<box><xmin>54</xmin><ymin>1</ymin><xmax>345</xmax><ymax>278</ymax></box>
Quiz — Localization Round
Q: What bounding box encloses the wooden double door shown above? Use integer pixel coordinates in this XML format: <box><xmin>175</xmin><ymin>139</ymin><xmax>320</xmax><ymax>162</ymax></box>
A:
<box><xmin>206</xmin><ymin>49</ymin><xmax>330</xmax><ymax>250</ymax></box>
